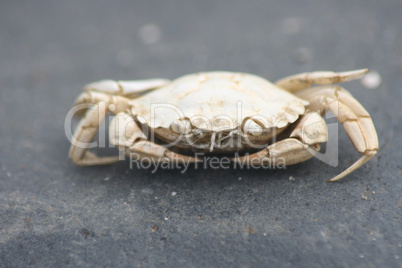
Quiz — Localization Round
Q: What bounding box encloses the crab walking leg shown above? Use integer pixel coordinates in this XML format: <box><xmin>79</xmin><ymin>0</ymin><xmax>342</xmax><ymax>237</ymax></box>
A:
<box><xmin>73</xmin><ymin>79</ymin><xmax>170</xmax><ymax>116</ymax></box>
<box><xmin>233</xmin><ymin>138</ymin><xmax>320</xmax><ymax>166</ymax></box>
<box><xmin>296</xmin><ymin>85</ymin><xmax>379</xmax><ymax>181</ymax></box>
<box><xmin>275</xmin><ymin>69</ymin><xmax>369</xmax><ymax>92</ymax></box>
<box><xmin>233</xmin><ymin>111</ymin><xmax>327</xmax><ymax>166</ymax></box>
<box><xmin>69</xmin><ymin>94</ymin><xmax>130</xmax><ymax>165</ymax></box>
<box><xmin>127</xmin><ymin>141</ymin><xmax>201</xmax><ymax>164</ymax></box>
<box><xmin>83</xmin><ymin>79</ymin><xmax>170</xmax><ymax>97</ymax></box>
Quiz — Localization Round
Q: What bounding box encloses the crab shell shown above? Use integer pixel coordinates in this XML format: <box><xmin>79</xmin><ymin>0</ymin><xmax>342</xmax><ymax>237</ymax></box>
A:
<box><xmin>128</xmin><ymin>72</ymin><xmax>309</xmax><ymax>153</ymax></box>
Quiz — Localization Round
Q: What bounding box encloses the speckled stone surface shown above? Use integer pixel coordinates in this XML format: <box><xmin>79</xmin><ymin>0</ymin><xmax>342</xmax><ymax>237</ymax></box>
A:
<box><xmin>1</xmin><ymin>0</ymin><xmax>401</xmax><ymax>267</ymax></box>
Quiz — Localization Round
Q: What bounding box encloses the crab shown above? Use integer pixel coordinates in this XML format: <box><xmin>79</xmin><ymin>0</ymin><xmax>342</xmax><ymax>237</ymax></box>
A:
<box><xmin>69</xmin><ymin>69</ymin><xmax>378</xmax><ymax>181</ymax></box>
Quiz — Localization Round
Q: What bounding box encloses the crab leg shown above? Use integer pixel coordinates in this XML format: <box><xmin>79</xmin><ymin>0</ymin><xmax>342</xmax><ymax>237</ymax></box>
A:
<box><xmin>233</xmin><ymin>138</ymin><xmax>321</xmax><ymax>167</ymax></box>
<box><xmin>275</xmin><ymin>69</ymin><xmax>368</xmax><ymax>92</ymax></box>
<box><xmin>296</xmin><ymin>85</ymin><xmax>379</xmax><ymax>181</ymax></box>
<box><xmin>233</xmin><ymin>111</ymin><xmax>327</xmax><ymax>167</ymax></box>
<box><xmin>126</xmin><ymin>141</ymin><xmax>201</xmax><ymax>164</ymax></box>
<box><xmin>73</xmin><ymin>79</ymin><xmax>170</xmax><ymax>116</ymax></box>
<box><xmin>69</xmin><ymin>79</ymin><xmax>170</xmax><ymax>165</ymax></box>
<box><xmin>69</xmin><ymin>93</ymin><xmax>130</xmax><ymax>165</ymax></box>
<box><xmin>83</xmin><ymin>79</ymin><xmax>170</xmax><ymax>97</ymax></box>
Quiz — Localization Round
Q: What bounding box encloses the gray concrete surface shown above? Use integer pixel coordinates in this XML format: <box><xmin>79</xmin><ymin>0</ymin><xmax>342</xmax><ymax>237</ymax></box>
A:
<box><xmin>1</xmin><ymin>0</ymin><xmax>402</xmax><ymax>267</ymax></box>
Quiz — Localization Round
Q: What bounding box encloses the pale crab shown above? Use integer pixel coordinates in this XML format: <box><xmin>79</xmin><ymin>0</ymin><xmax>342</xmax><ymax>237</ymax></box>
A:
<box><xmin>69</xmin><ymin>69</ymin><xmax>378</xmax><ymax>181</ymax></box>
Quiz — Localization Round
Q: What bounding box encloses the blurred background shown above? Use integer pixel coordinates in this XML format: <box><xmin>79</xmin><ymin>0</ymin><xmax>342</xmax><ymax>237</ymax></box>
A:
<box><xmin>1</xmin><ymin>0</ymin><xmax>401</xmax><ymax>267</ymax></box>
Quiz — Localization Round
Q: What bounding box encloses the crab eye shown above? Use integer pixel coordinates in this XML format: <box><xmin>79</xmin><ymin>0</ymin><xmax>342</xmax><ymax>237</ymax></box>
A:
<box><xmin>170</xmin><ymin>119</ymin><xmax>192</xmax><ymax>134</ymax></box>
<box><xmin>242</xmin><ymin>118</ymin><xmax>263</xmax><ymax>136</ymax></box>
